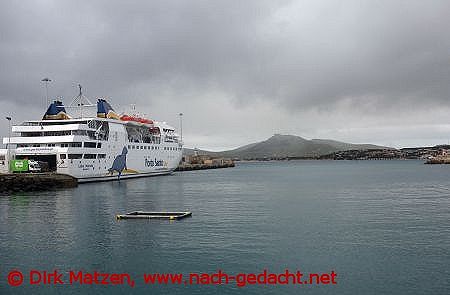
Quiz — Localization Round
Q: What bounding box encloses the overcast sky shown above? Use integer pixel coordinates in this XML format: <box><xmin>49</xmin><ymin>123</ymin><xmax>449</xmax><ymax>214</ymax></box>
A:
<box><xmin>1</xmin><ymin>0</ymin><xmax>450</xmax><ymax>150</ymax></box>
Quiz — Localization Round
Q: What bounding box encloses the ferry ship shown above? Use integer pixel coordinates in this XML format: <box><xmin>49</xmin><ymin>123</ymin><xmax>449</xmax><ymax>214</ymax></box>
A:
<box><xmin>1</xmin><ymin>88</ymin><xmax>183</xmax><ymax>182</ymax></box>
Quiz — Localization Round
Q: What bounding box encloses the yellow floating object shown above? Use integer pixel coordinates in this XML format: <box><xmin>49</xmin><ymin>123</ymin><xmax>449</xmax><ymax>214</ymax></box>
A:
<box><xmin>115</xmin><ymin>211</ymin><xmax>192</xmax><ymax>220</ymax></box>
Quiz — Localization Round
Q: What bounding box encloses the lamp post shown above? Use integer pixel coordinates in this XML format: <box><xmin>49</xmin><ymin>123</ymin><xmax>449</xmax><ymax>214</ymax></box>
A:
<box><xmin>179</xmin><ymin>113</ymin><xmax>183</xmax><ymax>144</ymax></box>
<box><xmin>5</xmin><ymin>116</ymin><xmax>11</xmax><ymax>172</ymax></box>
<box><xmin>41</xmin><ymin>78</ymin><xmax>52</xmax><ymax>106</ymax></box>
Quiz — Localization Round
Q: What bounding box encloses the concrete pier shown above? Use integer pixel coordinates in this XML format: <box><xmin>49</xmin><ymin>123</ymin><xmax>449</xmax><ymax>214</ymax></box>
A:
<box><xmin>178</xmin><ymin>154</ymin><xmax>235</xmax><ymax>171</ymax></box>
<box><xmin>0</xmin><ymin>173</ymin><xmax>78</xmax><ymax>193</ymax></box>
<box><xmin>176</xmin><ymin>162</ymin><xmax>235</xmax><ymax>171</ymax></box>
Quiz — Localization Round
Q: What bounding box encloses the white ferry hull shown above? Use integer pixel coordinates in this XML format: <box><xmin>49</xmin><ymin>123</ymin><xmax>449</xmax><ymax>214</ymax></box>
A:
<box><xmin>3</xmin><ymin>99</ymin><xmax>183</xmax><ymax>182</ymax></box>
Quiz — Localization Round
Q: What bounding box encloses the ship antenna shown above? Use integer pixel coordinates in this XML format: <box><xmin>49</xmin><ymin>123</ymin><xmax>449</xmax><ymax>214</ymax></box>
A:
<box><xmin>78</xmin><ymin>84</ymin><xmax>82</xmax><ymax>100</ymax></box>
<box><xmin>66</xmin><ymin>83</ymin><xmax>96</xmax><ymax>118</ymax></box>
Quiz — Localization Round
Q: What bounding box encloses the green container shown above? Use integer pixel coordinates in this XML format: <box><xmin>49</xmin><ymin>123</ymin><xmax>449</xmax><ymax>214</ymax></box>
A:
<box><xmin>10</xmin><ymin>159</ymin><xmax>29</xmax><ymax>172</ymax></box>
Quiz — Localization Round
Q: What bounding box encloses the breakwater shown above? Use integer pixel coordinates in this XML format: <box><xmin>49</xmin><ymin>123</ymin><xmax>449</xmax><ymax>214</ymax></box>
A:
<box><xmin>0</xmin><ymin>173</ymin><xmax>78</xmax><ymax>193</ymax></box>
<box><xmin>178</xmin><ymin>153</ymin><xmax>235</xmax><ymax>171</ymax></box>
<box><xmin>176</xmin><ymin>162</ymin><xmax>235</xmax><ymax>171</ymax></box>
<box><xmin>425</xmin><ymin>158</ymin><xmax>450</xmax><ymax>164</ymax></box>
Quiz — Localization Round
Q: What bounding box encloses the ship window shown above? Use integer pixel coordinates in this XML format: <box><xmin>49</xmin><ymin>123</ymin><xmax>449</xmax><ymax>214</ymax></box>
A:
<box><xmin>68</xmin><ymin>154</ymin><xmax>82</xmax><ymax>159</ymax></box>
<box><xmin>98</xmin><ymin>154</ymin><xmax>106</xmax><ymax>159</ymax></box>
<box><xmin>87</xmin><ymin>130</ymin><xmax>96</xmax><ymax>140</ymax></box>
<box><xmin>72</xmin><ymin>130</ymin><xmax>87</xmax><ymax>136</ymax></box>
<box><xmin>97</xmin><ymin>143</ymin><xmax>102</xmax><ymax>148</ymax></box>
<box><xmin>69</xmin><ymin>142</ymin><xmax>82</xmax><ymax>147</ymax></box>
<box><xmin>23</xmin><ymin>120</ymin><xmax>87</xmax><ymax>126</ymax></box>
<box><xmin>128</xmin><ymin>145</ymin><xmax>131</xmax><ymax>149</ymax></box>
<box><xmin>60</xmin><ymin>154</ymin><xmax>66</xmax><ymax>159</ymax></box>
<box><xmin>21</xmin><ymin>132</ymin><xmax>42</xmax><ymax>137</ymax></box>
<box><xmin>44</xmin><ymin>131</ymin><xmax>71</xmax><ymax>136</ymax></box>
<box><xmin>84</xmin><ymin>154</ymin><xmax>96</xmax><ymax>159</ymax></box>
<box><xmin>84</xmin><ymin>142</ymin><xmax>97</xmax><ymax>148</ymax></box>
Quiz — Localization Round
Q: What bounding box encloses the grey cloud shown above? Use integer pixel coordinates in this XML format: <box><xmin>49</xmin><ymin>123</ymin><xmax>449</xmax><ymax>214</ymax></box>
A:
<box><xmin>1</xmin><ymin>0</ymin><xmax>450</xmax><ymax>148</ymax></box>
<box><xmin>2</xmin><ymin>0</ymin><xmax>449</xmax><ymax>108</ymax></box>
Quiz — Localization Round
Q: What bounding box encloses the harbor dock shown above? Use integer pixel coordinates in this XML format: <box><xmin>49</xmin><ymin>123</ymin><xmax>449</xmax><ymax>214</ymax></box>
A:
<box><xmin>0</xmin><ymin>173</ymin><xmax>78</xmax><ymax>193</ymax></box>
<box><xmin>177</xmin><ymin>153</ymin><xmax>235</xmax><ymax>171</ymax></box>
<box><xmin>425</xmin><ymin>158</ymin><xmax>450</xmax><ymax>164</ymax></box>
<box><xmin>176</xmin><ymin>162</ymin><xmax>235</xmax><ymax>171</ymax></box>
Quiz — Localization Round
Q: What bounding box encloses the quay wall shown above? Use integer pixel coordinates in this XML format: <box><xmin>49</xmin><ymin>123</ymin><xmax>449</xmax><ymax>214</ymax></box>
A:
<box><xmin>0</xmin><ymin>173</ymin><xmax>78</xmax><ymax>193</ymax></box>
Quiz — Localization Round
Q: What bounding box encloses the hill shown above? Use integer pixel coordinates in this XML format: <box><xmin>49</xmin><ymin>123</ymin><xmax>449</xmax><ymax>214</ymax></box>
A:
<box><xmin>184</xmin><ymin>134</ymin><xmax>391</xmax><ymax>159</ymax></box>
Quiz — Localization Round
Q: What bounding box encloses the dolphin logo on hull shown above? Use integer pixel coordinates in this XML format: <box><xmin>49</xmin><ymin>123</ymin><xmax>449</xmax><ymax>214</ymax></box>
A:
<box><xmin>109</xmin><ymin>147</ymin><xmax>128</xmax><ymax>180</ymax></box>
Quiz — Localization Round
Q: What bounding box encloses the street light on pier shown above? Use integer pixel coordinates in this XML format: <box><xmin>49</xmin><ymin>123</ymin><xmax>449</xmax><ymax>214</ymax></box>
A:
<box><xmin>41</xmin><ymin>78</ymin><xmax>52</xmax><ymax>106</ymax></box>
<box><xmin>5</xmin><ymin>116</ymin><xmax>11</xmax><ymax>172</ymax></box>
<box><xmin>179</xmin><ymin>113</ymin><xmax>183</xmax><ymax>143</ymax></box>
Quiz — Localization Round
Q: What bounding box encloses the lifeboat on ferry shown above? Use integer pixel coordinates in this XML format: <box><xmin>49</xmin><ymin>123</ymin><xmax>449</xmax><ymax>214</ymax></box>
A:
<box><xmin>138</xmin><ymin>118</ymin><xmax>153</xmax><ymax>124</ymax></box>
<box><xmin>120</xmin><ymin>114</ymin><xmax>153</xmax><ymax>125</ymax></box>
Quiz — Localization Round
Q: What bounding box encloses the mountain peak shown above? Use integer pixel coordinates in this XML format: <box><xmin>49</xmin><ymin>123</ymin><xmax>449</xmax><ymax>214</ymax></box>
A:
<box><xmin>267</xmin><ymin>134</ymin><xmax>306</xmax><ymax>141</ymax></box>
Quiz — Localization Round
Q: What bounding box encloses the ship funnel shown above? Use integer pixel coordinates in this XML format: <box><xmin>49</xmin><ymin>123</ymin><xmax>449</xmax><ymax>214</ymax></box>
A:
<box><xmin>43</xmin><ymin>100</ymin><xmax>71</xmax><ymax>120</ymax></box>
<box><xmin>97</xmin><ymin>98</ymin><xmax>120</xmax><ymax>120</ymax></box>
